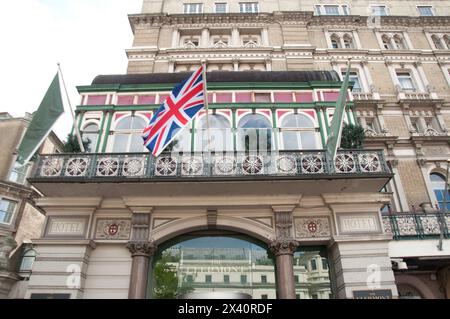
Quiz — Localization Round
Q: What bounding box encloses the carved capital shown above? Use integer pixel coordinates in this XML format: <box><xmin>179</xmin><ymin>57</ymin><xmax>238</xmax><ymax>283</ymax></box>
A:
<box><xmin>269</xmin><ymin>239</ymin><xmax>299</xmax><ymax>256</ymax></box>
<box><xmin>126</xmin><ymin>241</ymin><xmax>157</xmax><ymax>257</ymax></box>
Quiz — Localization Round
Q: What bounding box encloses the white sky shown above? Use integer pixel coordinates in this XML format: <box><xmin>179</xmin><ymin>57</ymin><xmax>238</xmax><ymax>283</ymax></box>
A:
<box><xmin>0</xmin><ymin>0</ymin><xmax>143</xmax><ymax>141</ymax></box>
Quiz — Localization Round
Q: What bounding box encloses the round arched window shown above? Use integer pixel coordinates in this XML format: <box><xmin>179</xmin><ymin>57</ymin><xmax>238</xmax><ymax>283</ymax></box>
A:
<box><xmin>280</xmin><ymin>114</ymin><xmax>318</xmax><ymax>150</ymax></box>
<box><xmin>112</xmin><ymin>116</ymin><xmax>147</xmax><ymax>153</ymax></box>
<box><xmin>237</xmin><ymin>114</ymin><xmax>272</xmax><ymax>152</ymax></box>
<box><xmin>430</xmin><ymin>172</ymin><xmax>449</xmax><ymax>210</ymax></box>
<box><xmin>82</xmin><ymin>123</ymin><xmax>99</xmax><ymax>152</ymax></box>
<box><xmin>195</xmin><ymin>114</ymin><xmax>232</xmax><ymax>152</ymax></box>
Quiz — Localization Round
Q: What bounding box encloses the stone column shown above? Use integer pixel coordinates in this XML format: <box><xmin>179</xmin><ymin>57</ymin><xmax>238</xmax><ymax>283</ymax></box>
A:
<box><xmin>269</xmin><ymin>239</ymin><xmax>299</xmax><ymax>299</ymax></box>
<box><xmin>232</xmin><ymin>27</ymin><xmax>240</xmax><ymax>47</ymax></box>
<box><xmin>270</xmin><ymin>207</ymin><xmax>298</xmax><ymax>299</ymax></box>
<box><xmin>126</xmin><ymin>209</ymin><xmax>154</xmax><ymax>299</ymax></box>
<box><xmin>126</xmin><ymin>241</ymin><xmax>157</xmax><ymax>299</ymax></box>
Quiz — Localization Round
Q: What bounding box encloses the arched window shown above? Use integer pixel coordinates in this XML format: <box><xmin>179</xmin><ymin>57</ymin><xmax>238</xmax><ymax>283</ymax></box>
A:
<box><xmin>343</xmin><ymin>34</ymin><xmax>354</xmax><ymax>49</ymax></box>
<box><xmin>430</xmin><ymin>172</ymin><xmax>450</xmax><ymax>210</ymax></box>
<box><xmin>444</xmin><ymin>35</ymin><xmax>450</xmax><ymax>49</ymax></box>
<box><xmin>280</xmin><ymin>114</ymin><xmax>318</xmax><ymax>150</ymax></box>
<box><xmin>382</xmin><ymin>35</ymin><xmax>392</xmax><ymax>49</ymax></box>
<box><xmin>330</xmin><ymin>34</ymin><xmax>341</xmax><ymax>49</ymax></box>
<box><xmin>112</xmin><ymin>116</ymin><xmax>147</xmax><ymax>153</ymax></box>
<box><xmin>393</xmin><ymin>34</ymin><xmax>407</xmax><ymax>49</ymax></box>
<box><xmin>237</xmin><ymin>114</ymin><xmax>272</xmax><ymax>152</ymax></box>
<box><xmin>195</xmin><ymin>114</ymin><xmax>232</xmax><ymax>152</ymax></box>
<box><xmin>431</xmin><ymin>35</ymin><xmax>444</xmax><ymax>50</ymax></box>
<box><xmin>82</xmin><ymin>123</ymin><xmax>99</xmax><ymax>152</ymax></box>
<box><xmin>20</xmin><ymin>248</ymin><xmax>36</xmax><ymax>272</ymax></box>
<box><xmin>169</xmin><ymin>126</ymin><xmax>192</xmax><ymax>153</ymax></box>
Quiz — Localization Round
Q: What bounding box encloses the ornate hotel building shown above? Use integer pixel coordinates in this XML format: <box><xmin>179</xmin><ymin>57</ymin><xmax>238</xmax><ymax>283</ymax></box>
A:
<box><xmin>6</xmin><ymin>0</ymin><xmax>450</xmax><ymax>299</ymax></box>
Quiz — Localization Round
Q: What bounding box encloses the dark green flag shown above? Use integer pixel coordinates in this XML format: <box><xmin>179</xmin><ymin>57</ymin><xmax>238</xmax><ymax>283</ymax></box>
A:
<box><xmin>16</xmin><ymin>73</ymin><xmax>64</xmax><ymax>164</ymax></box>
<box><xmin>325</xmin><ymin>63</ymin><xmax>351</xmax><ymax>161</ymax></box>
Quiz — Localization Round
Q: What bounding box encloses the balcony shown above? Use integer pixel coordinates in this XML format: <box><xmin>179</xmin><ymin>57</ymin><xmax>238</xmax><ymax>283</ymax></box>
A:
<box><xmin>29</xmin><ymin>150</ymin><xmax>392</xmax><ymax>197</ymax></box>
<box><xmin>383</xmin><ymin>212</ymin><xmax>450</xmax><ymax>240</ymax></box>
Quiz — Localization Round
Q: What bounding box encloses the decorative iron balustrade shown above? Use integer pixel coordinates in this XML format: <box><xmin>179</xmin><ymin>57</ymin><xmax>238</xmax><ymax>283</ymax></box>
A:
<box><xmin>32</xmin><ymin>150</ymin><xmax>390</xmax><ymax>180</ymax></box>
<box><xmin>383</xmin><ymin>212</ymin><xmax>450</xmax><ymax>240</ymax></box>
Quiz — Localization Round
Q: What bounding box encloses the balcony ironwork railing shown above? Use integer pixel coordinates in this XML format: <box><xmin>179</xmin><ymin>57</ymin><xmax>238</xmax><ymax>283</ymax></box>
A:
<box><xmin>31</xmin><ymin>150</ymin><xmax>391</xmax><ymax>180</ymax></box>
<box><xmin>383</xmin><ymin>212</ymin><xmax>450</xmax><ymax>240</ymax></box>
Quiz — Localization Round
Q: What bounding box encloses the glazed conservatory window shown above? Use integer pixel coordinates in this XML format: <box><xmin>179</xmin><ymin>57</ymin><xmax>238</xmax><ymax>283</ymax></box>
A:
<box><xmin>237</xmin><ymin>114</ymin><xmax>272</xmax><ymax>152</ymax></box>
<box><xmin>280</xmin><ymin>114</ymin><xmax>318</xmax><ymax>150</ymax></box>
<box><xmin>342</xmin><ymin>71</ymin><xmax>362</xmax><ymax>92</ymax></box>
<box><xmin>183</xmin><ymin>3</ymin><xmax>203</xmax><ymax>14</ymax></box>
<box><xmin>112</xmin><ymin>116</ymin><xmax>147</xmax><ymax>153</ymax></box>
<box><xmin>195</xmin><ymin>114</ymin><xmax>232</xmax><ymax>152</ymax></box>
<box><xmin>215</xmin><ymin>2</ymin><xmax>227</xmax><ymax>13</ymax></box>
<box><xmin>0</xmin><ymin>198</ymin><xmax>17</xmax><ymax>224</ymax></box>
<box><xmin>430</xmin><ymin>172</ymin><xmax>450</xmax><ymax>210</ymax></box>
<box><xmin>418</xmin><ymin>6</ymin><xmax>434</xmax><ymax>16</ymax></box>
<box><xmin>82</xmin><ymin>123</ymin><xmax>99</xmax><ymax>152</ymax></box>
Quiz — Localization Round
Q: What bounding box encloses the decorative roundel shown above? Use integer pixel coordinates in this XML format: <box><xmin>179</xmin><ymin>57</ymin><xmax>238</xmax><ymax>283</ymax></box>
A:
<box><xmin>108</xmin><ymin>224</ymin><xmax>119</xmax><ymax>236</ymax></box>
<box><xmin>358</xmin><ymin>153</ymin><xmax>381</xmax><ymax>173</ymax></box>
<box><xmin>123</xmin><ymin>157</ymin><xmax>145</xmax><ymax>177</ymax></box>
<box><xmin>155</xmin><ymin>156</ymin><xmax>177</xmax><ymax>176</ymax></box>
<box><xmin>181</xmin><ymin>156</ymin><xmax>203</xmax><ymax>176</ymax></box>
<box><xmin>214</xmin><ymin>156</ymin><xmax>236</xmax><ymax>175</ymax></box>
<box><xmin>307</xmin><ymin>221</ymin><xmax>318</xmax><ymax>233</ymax></box>
<box><xmin>335</xmin><ymin>154</ymin><xmax>356</xmax><ymax>173</ymax></box>
<box><xmin>301</xmin><ymin>155</ymin><xmax>324</xmax><ymax>174</ymax></box>
<box><xmin>65</xmin><ymin>157</ymin><xmax>89</xmax><ymax>177</ymax></box>
<box><xmin>97</xmin><ymin>158</ymin><xmax>120</xmax><ymax>176</ymax></box>
<box><xmin>41</xmin><ymin>157</ymin><xmax>63</xmax><ymax>177</ymax></box>
<box><xmin>277</xmin><ymin>155</ymin><xmax>297</xmax><ymax>174</ymax></box>
<box><xmin>242</xmin><ymin>155</ymin><xmax>264</xmax><ymax>175</ymax></box>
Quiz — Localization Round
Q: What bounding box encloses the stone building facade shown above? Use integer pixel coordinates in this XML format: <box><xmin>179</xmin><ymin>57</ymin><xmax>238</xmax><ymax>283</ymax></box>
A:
<box><xmin>0</xmin><ymin>113</ymin><xmax>62</xmax><ymax>298</ymax></box>
<box><xmin>15</xmin><ymin>0</ymin><xmax>450</xmax><ymax>299</ymax></box>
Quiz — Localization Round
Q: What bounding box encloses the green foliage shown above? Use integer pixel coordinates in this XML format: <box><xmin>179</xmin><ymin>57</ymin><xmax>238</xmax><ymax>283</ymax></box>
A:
<box><xmin>153</xmin><ymin>253</ymin><xmax>193</xmax><ymax>299</ymax></box>
<box><xmin>340</xmin><ymin>124</ymin><xmax>365</xmax><ymax>149</ymax></box>
<box><xmin>63</xmin><ymin>134</ymin><xmax>91</xmax><ymax>153</ymax></box>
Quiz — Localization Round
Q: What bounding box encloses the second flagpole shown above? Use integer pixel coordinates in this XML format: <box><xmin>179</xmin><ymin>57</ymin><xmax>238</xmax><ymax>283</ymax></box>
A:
<box><xmin>201</xmin><ymin>60</ymin><xmax>212</xmax><ymax>154</ymax></box>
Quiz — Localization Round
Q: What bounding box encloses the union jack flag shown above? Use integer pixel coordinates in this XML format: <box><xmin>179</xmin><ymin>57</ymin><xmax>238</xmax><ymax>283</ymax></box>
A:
<box><xmin>142</xmin><ymin>67</ymin><xmax>205</xmax><ymax>157</ymax></box>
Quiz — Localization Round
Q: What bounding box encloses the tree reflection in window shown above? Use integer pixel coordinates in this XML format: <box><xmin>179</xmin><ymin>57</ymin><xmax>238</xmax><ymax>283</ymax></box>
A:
<box><xmin>82</xmin><ymin>123</ymin><xmax>99</xmax><ymax>152</ymax></box>
<box><xmin>237</xmin><ymin>114</ymin><xmax>272</xmax><ymax>153</ymax></box>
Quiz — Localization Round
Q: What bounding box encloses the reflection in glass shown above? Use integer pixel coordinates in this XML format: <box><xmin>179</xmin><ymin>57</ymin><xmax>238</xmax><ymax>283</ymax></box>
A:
<box><xmin>195</xmin><ymin>114</ymin><xmax>232</xmax><ymax>152</ymax></box>
<box><xmin>150</xmin><ymin>236</ymin><xmax>275</xmax><ymax>299</ymax></box>
<box><xmin>237</xmin><ymin>114</ymin><xmax>272</xmax><ymax>152</ymax></box>
<box><xmin>112</xmin><ymin>116</ymin><xmax>147</xmax><ymax>152</ymax></box>
<box><xmin>281</xmin><ymin>114</ymin><xmax>318</xmax><ymax>150</ymax></box>
<box><xmin>293</xmin><ymin>249</ymin><xmax>333</xmax><ymax>299</ymax></box>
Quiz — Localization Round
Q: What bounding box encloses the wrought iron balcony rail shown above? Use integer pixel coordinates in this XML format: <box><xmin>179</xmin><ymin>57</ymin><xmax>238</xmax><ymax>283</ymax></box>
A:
<box><xmin>383</xmin><ymin>212</ymin><xmax>450</xmax><ymax>240</ymax></box>
<box><xmin>32</xmin><ymin>149</ymin><xmax>390</xmax><ymax>181</ymax></box>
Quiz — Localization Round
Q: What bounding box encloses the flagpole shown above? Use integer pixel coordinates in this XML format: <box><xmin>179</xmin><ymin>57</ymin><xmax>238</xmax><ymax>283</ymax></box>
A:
<box><xmin>201</xmin><ymin>60</ymin><xmax>212</xmax><ymax>154</ymax></box>
<box><xmin>57</xmin><ymin>63</ymin><xmax>85</xmax><ymax>153</ymax></box>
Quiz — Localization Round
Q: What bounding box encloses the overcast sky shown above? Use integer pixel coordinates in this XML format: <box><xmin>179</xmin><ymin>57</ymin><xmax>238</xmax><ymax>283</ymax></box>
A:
<box><xmin>0</xmin><ymin>0</ymin><xmax>142</xmax><ymax>141</ymax></box>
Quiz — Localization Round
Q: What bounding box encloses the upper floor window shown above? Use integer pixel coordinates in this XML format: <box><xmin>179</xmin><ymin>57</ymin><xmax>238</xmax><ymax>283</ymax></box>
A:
<box><xmin>310</xmin><ymin>258</ymin><xmax>317</xmax><ymax>271</ymax></box>
<box><xmin>19</xmin><ymin>248</ymin><xmax>37</xmax><ymax>272</ymax></box>
<box><xmin>329</xmin><ymin>32</ymin><xmax>355</xmax><ymax>49</ymax></box>
<box><xmin>184</xmin><ymin>3</ymin><xmax>203</xmax><ymax>14</ymax></box>
<box><xmin>82</xmin><ymin>123</ymin><xmax>99</xmax><ymax>153</ymax></box>
<box><xmin>112</xmin><ymin>115</ymin><xmax>147</xmax><ymax>153</ymax></box>
<box><xmin>396</xmin><ymin>71</ymin><xmax>416</xmax><ymax>91</ymax></box>
<box><xmin>410</xmin><ymin>115</ymin><xmax>442</xmax><ymax>135</ymax></box>
<box><xmin>0</xmin><ymin>198</ymin><xmax>17</xmax><ymax>225</ymax></box>
<box><xmin>430</xmin><ymin>172</ymin><xmax>450</xmax><ymax>210</ymax></box>
<box><xmin>315</xmin><ymin>4</ymin><xmax>349</xmax><ymax>16</ymax></box>
<box><xmin>381</xmin><ymin>33</ymin><xmax>408</xmax><ymax>50</ymax></box>
<box><xmin>417</xmin><ymin>6</ymin><xmax>434</xmax><ymax>16</ymax></box>
<box><xmin>371</xmin><ymin>5</ymin><xmax>388</xmax><ymax>16</ymax></box>
<box><xmin>215</xmin><ymin>2</ymin><xmax>228</xmax><ymax>13</ymax></box>
<box><xmin>343</xmin><ymin>71</ymin><xmax>362</xmax><ymax>92</ymax></box>
<box><xmin>239</xmin><ymin>2</ymin><xmax>259</xmax><ymax>13</ymax></box>
<box><xmin>9</xmin><ymin>162</ymin><xmax>31</xmax><ymax>185</ymax></box>
<box><xmin>280</xmin><ymin>113</ymin><xmax>318</xmax><ymax>150</ymax></box>
<box><xmin>182</xmin><ymin>36</ymin><xmax>200</xmax><ymax>48</ymax></box>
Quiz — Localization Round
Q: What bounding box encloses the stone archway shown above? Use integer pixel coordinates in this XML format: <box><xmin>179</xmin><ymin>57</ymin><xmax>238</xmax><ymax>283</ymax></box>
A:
<box><xmin>395</xmin><ymin>275</ymin><xmax>437</xmax><ymax>299</ymax></box>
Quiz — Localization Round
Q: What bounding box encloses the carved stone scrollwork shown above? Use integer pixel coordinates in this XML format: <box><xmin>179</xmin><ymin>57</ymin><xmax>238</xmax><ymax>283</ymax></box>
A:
<box><xmin>126</xmin><ymin>241</ymin><xmax>157</xmax><ymax>257</ymax></box>
<box><xmin>269</xmin><ymin>239</ymin><xmax>299</xmax><ymax>256</ymax></box>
